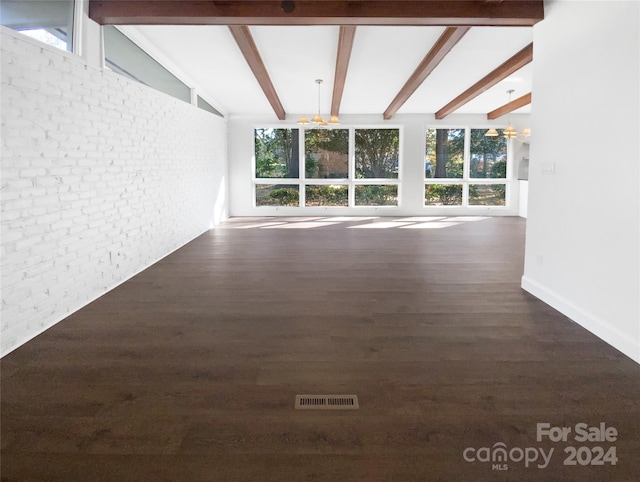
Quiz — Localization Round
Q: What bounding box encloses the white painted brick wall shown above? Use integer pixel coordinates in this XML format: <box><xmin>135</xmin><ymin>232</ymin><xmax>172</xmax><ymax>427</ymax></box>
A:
<box><xmin>1</xmin><ymin>27</ymin><xmax>228</xmax><ymax>356</ymax></box>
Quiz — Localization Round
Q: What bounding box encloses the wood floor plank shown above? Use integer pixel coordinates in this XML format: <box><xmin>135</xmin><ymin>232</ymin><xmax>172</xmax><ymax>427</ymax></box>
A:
<box><xmin>2</xmin><ymin>216</ymin><xmax>639</xmax><ymax>481</ymax></box>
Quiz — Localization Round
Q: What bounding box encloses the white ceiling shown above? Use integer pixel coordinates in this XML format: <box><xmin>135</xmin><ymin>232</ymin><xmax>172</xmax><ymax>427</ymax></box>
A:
<box><xmin>130</xmin><ymin>25</ymin><xmax>533</xmax><ymax>119</ymax></box>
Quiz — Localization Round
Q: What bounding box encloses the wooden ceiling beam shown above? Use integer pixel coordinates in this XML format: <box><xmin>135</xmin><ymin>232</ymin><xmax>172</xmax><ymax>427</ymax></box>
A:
<box><xmin>383</xmin><ymin>26</ymin><xmax>469</xmax><ymax>120</ymax></box>
<box><xmin>435</xmin><ymin>42</ymin><xmax>533</xmax><ymax>119</ymax></box>
<box><xmin>89</xmin><ymin>1</ymin><xmax>544</xmax><ymax>26</ymax></box>
<box><xmin>331</xmin><ymin>26</ymin><xmax>356</xmax><ymax>117</ymax></box>
<box><xmin>228</xmin><ymin>25</ymin><xmax>286</xmax><ymax>120</ymax></box>
<box><xmin>487</xmin><ymin>92</ymin><xmax>532</xmax><ymax>119</ymax></box>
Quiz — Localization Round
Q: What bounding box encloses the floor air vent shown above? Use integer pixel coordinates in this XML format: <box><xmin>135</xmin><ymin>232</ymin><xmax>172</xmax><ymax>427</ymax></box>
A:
<box><xmin>295</xmin><ymin>394</ymin><xmax>359</xmax><ymax>410</ymax></box>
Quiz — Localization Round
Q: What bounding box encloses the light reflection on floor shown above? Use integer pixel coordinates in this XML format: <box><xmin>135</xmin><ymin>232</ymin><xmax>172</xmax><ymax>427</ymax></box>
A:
<box><xmin>348</xmin><ymin>222</ymin><xmax>414</xmax><ymax>229</ymax></box>
<box><xmin>227</xmin><ymin>222</ymin><xmax>287</xmax><ymax>229</ymax></box>
<box><xmin>394</xmin><ymin>217</ymin><xmax>447</xmax><ymax>222</ymax></box>
<box><xmin>264</xmin><ymin>222</ymin><xmax>342</xmax><ymax>229</ymax></box>
<box><xmin>222</xmin><ymin>216</ymin><xmax>493</xmax><ymax>230</ymax></box>
<box><xmin>400</xmin><ymin>222</ymin><xmax>460</xmax><ymax>229</ymax></box>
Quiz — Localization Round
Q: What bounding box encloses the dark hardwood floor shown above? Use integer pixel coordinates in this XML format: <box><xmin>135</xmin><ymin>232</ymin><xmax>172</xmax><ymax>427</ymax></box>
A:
<box><xmin>2</xmin><ymin>216</ymin><xmax>639</xmax><ymax>481</ymax></box>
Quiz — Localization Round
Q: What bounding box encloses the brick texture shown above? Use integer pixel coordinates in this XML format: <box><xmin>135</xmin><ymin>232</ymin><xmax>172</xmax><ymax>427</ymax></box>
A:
<box><xmin>1</xmin><ymin>28</ymin><xmax>228</xmax><ymax>356</ymax></box>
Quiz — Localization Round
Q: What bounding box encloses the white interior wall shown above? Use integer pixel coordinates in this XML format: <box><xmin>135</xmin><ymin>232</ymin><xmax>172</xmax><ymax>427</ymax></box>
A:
<box><xmin>0</xmin><ymin>27</ymin><xmax>228</xmax><ymax>356</ymax></box>
<box><xmin>522</xmin><ymin>0</ymin><xmax>640</xmax><ymax>363</ymax></box>
<box><xmin>228</xmin><ymin>113</ymin><xmax>531</xmax><ymax>217</ymax></box>
<box><xmin>518</xmin><ymin>181</ymin><xmax>528</xmax><ymax>218</ymax></box>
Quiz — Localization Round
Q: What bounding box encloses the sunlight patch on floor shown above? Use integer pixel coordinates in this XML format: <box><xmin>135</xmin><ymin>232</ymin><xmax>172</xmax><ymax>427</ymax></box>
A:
<box><xmin>348</xmin><ymin>222</ymin><xmax>414</xmax><ymax>229</ymax></box>
<box><xmin>394</xmin><ymin>217</ymin><xmax>447</xmax><ymax>222</ymax></box>
<box><xmin>273</xmin><ymin>217</ymin><xmax>328</xmax><ymax>222</ymax></box>
<box><xmin>451</xmin><ymin>216</ymin><xmax>490</xmax><ymax>222</ymax></box>
<box><xmin>263</xmin><ymin>222</ymin><xmax>342</xmax><ymax>229</ymax></box>
<box><xmin>228</xmin><ymin>222</ymin><xmax>287</xmax><ymax>229</ymax></box>
<box><xmin>316</xmin><ymin>216</ymin><xmax>379</xmax><ymax>222</ymax></box>
<box><xmin>400</xmin><ymin>222</ymin><xmax>460</xmax><ymax>229</ymax></box>
<box><xmin>222</xmin><ymin>216</ymin><xmax>492</xmax><ymax>230</ymax></box>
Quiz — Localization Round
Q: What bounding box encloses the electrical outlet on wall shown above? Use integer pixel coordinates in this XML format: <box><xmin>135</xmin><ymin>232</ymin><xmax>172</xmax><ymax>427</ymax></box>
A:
<box><xmin>541</xmin><ymin>162</ymin><xmax>555</xmax><ymax>175</ymax></box>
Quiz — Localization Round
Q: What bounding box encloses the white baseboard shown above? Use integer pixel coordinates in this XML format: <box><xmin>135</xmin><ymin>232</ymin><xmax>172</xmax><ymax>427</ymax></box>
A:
<box><xmin>521</xmin><ymin>275</ymin><xmax>639</xmax><ymax>364</ymax></box>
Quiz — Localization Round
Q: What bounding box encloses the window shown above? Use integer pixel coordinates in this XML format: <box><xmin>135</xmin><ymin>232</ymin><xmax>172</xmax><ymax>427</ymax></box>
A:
<box><xmin>425</xmin><ymin>184</ymin><xmax>463</xmax><ymax>206</ymax></box>
<box><xmin>305</xmin><ymin>129</ymin><xmax>349</xmax><ymax>179</ymax></box>
<box><xmin>425</xmin><ymin>128</ymin><xmax>464</xmax><ymax>179</ymax></box>
<box><xmin>425</xmin><ymin>128</ymin><xmax>510</xmax><ymax>208</ymax></box>
<box><xmin>469</xmin><ymin>184</ymin><xmax>506</xmax><ymax>206</ymax></box>
<box><xmin>305</xmin><ymin>185</ymin><xmax>349</xmax><ymax>207</ymax></box>
<box><xmin>355</xmin><ymin>185</ymin><xmax>398</xmax><ymax>206</ymax></box>
<box><xmin>197</xmin><ymin>95</ymin><xmax>224</xmax><ymax>118</ymax></box>
<box><xmin>256</xmin><ymin>184</ymin><xmax>299</xmax><ymax>207</ymax></box>
<box><xmin>254</xmin><ymin>127</ymin><xmax>401</xmax><ymax>208</ymax></box>
<box><xmin>1</xmin><ymin>0</ymin><xmax>75</xmax><ymax>52</ymax></box>
<box><xmin>103</xmin><ymin>26</ymin><xmax>191</xmax><ymax>103</ymax></box>
<box><xmin>470</xmin><ymin>129</ymin><xmax>507</xmax><ymax>179</ymax></box>
<box><xmin>355</xmin><ymin>129</ymin><xmax>399</xmax><ymax>179</ymax></box>
<box><xmin>255</xmin><ymin>128</ymin><xmax>300</xmax><ymax>179</ymax></box>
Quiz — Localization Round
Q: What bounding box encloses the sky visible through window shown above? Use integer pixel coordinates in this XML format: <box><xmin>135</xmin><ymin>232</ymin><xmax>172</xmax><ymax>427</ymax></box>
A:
<box><xmin>19</xmin><ymin>29</ymin><xmax>67</xmax><ymax>50</ymax></box>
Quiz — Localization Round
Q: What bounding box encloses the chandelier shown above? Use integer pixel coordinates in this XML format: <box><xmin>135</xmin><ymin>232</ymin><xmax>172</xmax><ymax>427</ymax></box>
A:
<box><xmin>297</xmin><ymin>79</ymin><xmax>340</xmax><ymax>126</ymax></box>
<box><xmin>486</xmin><ymin>89</ymin><xmax>530</xmax><ymax>140</ymax></box>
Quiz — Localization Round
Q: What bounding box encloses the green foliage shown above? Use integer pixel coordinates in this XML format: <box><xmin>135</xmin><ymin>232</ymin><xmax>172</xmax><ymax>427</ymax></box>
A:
<box><xmin>425</xmin><ymin>129</ymin><xmax>464</xmax><ymax>179</ymax></box>
<box><xmin>268</xmin><ymin>187</ymin><xmax>299</xmax><ymax>206</ymax></box>
<box><xmin>426</xmin><ymin>128</ymin><xmax>507</xmax><ymax>180</ymax></box>
<box><xmin>469</xmin><ymin>129</ymin><xmax>507</xmax><ymax>178</ymax></box>
<box><xmin>255</xmin><ymin>128</ymin><xmax>299</xmax><ymax>178</ymax></box>
<box><xmin>305</xmin><ymin>156</ymin><xmax>319</xmax><ymax>178</ymax></box>
<box><xmin>469</xmin><ymin>184</ymin><xmax>506</xmax><ymax>206</ymax></box>
<box><xmin>305</xmin><ymin>129</ymin><xmax>349</xmax><ymax>178</ymax></box>
<box><xmin>305</xmin><ymin>185</ymin><xmax>348</xmax><ymax>206</ymax></box>
<box><xmin>425</xmin><ymin>184</ymin><xmax>462</xmax><ymax>206</ymax></box>
<box><xmin>305</xmin><ymin>129</ymin><xmax>349</xmax><ymax>154</ymax></box>
<box><xmin>355</xmin><ymin>185</ymin><xmax>398</xmax><ymax>206</ymax></box>
<box><xmin>491</xmin><ymin>161</ymin><xmax>507</xmax><ymax>178</ymax></box>
<box><xmin>355</xmin><ymin>129</ymin><xmax>399</xmax><ymax>179</ymax></box>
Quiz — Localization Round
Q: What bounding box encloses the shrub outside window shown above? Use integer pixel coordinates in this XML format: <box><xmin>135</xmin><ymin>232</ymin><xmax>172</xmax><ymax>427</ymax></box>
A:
<box><xmin>256</xmin><ymin>184</ymin><xmax>299</xmax><ymax>207</ymax></box>
<box><xmin>469</xmin><ymin>184</ymin><xmax>506</xmax><ymax>206</ymax></box>
<box><xmin>355</xmin><ymin>185</ymin><xmax>398</xmax><ymax>206</ymax></box>
<box><xmin>305</xmin><ymin>185</ymin><xmax>349</xmax><ymax>207</ymax></box>
<box><xmin>425</xmin><ymin>184</ymin><xmax>463</xmax><ymax>206</ymax></box>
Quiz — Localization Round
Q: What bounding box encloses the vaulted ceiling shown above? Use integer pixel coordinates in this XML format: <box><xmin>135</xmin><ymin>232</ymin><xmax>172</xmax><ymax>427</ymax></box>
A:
<box><xmin>89</xmin><ymin>1</ymin><xmax>542</xmax><ymax>120</ymax></box>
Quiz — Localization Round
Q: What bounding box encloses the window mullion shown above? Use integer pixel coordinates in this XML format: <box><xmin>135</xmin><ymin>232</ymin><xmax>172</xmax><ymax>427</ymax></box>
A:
<box><xmin>463</xmin><ymin>127</ymin><xmax>471</xmax><ymax>206</ymax></box>
<box><xmin>349</xmin><ymin>127</ymin><xmax>355</xmax><ymax>207</ymax></box>
<box><xmin>299</xmin><ymin>128</ymin><xmax>305</xmax><ymax>207</ymax></box>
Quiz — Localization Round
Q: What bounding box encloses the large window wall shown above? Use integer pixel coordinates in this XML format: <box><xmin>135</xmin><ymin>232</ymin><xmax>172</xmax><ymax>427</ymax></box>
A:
<box><xmin>254</xmin><ymin>127</ymin><xmax>401</xmax><ymax>208</ymax></box>
<box><xmin>231</xmin><ymin>115</ymin><xmax>529</xmax><ymax>217</ymax></box>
